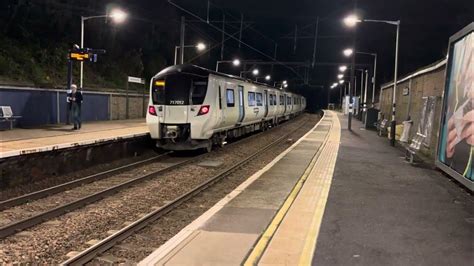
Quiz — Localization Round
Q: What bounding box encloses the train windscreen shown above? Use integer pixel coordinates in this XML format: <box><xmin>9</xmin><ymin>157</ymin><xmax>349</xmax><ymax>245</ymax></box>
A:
<box><xmin>152</xmin><ymin>74</ymin><xmax>208</xmax><ymax>105</ymax></box>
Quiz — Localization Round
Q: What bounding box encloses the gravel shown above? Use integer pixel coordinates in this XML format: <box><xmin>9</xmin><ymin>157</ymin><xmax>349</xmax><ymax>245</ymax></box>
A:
<box><xmin>0</xmin><ymin>151</ymin><xmax>159</xmax><ymax>202</ymax></box>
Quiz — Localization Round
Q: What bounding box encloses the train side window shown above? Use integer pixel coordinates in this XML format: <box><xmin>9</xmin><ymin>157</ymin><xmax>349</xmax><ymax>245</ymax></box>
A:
<box><xmin>287</xmin><ymin>96</ymin><xmax>291</xmax><ymax>105</ymax></box>
<box><xmin>273</xmin><ymin>95</ymin><xmax>277</xmax><ymax>105</ymax></box>
<box><xmin>269</xmin><ymin>95</ymin><xmax>274</xmax><ymax>106</ymax></box>
<box><xmin>248</xmin><ymin>92</ymin><xmax>256</xmax><ymax>106</ymax></box>
<box><xmin>256</xmin><ymin>93</ymin><xmax>263</xmax><ymax>106</ymax></box>
<box><xmin>280</xmin><ymin>95</ymin><xmax>284</xmax><ymax>105</ymax></box>
<box><xmin>226</xmin><ymin>89</ymin><xmax>235</xmax><ymax>107</ymax></box>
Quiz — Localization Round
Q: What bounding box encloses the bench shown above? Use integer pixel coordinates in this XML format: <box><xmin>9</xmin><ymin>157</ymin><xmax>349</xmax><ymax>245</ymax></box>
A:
<box><xmin>403</xmin><ymin>132</ymin><xmax>426</xmax><ymax>164</ymax></box>
<box><xmin>0</xmin><ymin>106</ymin><xmax>22</xmax><ymax>130</ymax></box>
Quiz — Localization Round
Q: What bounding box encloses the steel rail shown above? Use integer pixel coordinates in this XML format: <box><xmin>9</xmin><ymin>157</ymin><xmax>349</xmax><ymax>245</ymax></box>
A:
<box><xmin>0</xmin><ymin>152</ymin><xmax>172</xmax><ymax>211</ymax></box>
<box><xmin>61</xmin><ymin>118</ymin><xmax>311</xmax><ymax>265</ymax></box>
<box><xmin>0</xmin><ymin>156</ymin><xmax>196</xmax><ymax>239</ymax></box>
<box><xmin>0</xmin><ymin>115</ymin><xmax>304</xmax><ymax>240</ymax></box>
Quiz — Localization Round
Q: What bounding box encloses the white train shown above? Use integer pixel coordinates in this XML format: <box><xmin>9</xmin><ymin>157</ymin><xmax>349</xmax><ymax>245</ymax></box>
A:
<box><xmin>146</xmin><ymin>64</ymin><xmax>306</xmax><ymax>151</ymax></box>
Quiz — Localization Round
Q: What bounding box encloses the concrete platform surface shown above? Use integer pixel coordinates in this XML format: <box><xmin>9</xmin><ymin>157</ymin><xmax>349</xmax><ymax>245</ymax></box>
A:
<box><xmin>0</xmin><ymin>119</ymin><xmax>148</xmax><ymax>158</ymax></box>
<box><xmin>312</xmin><ymin>114</ymin><xmax>473</xmax><ymax>266</ymax></box>
<box><xmin>139</xmin><ymin>112</ymin><xmax>335</xmax><ymax>266</ymax></box>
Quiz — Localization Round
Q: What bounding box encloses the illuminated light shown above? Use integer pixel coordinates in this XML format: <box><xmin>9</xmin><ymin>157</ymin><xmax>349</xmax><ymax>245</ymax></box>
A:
<box><xmin>339</xmin><ymin>65</ymin><xmax>348</xmax><ymax>72</ymax></box>
<box><xmin>198</xmin><ymin>105</ymin><xmax>210</xmax><ymax>116</ymax></box>
<box><xmin>333</xmin><ymin>82</ymin><xmax>338</xmax><ymax>87</ymax></box>
<box><xmin>110</xmin><ymin>8</ymin><xmax>127</xmax><ymax>24</ymax></box>
<box><xmin>343</xmin><ymin>14</ymin><xmax>361</xmax><ymax>27</ymax></box>
<box><xmin>265</xmin><ymin>75</ymin><xmax>271</xmax><ymax>81</ymax></box>
<box><xmin>70</xmin><ymin>53</ymin><xmax>89</xmax><ymax>61</ymax></box>
<box><xmin>154</xmin><ymin>80</ymin><xmax>165</xmax><ymax>86</ymax></box>
<box><xmin>283</xmin><ymin>84</ymin><xmax>288</xmax><ymax>88</ymax></box>
<box><xmin>337</xmin><ymin>74</ymin><xmax>343</xmax><ymax>79</ymax></box>
<box><xmin>252</xmin><ymin>69</ymin><xmax>259</xmax><ymax>76</ymax></box>
<box><xmin>148</xmin><ymin>105</ymin><xmax>157</xmax><ymax>116</ymax></box>
<box><xmin>282</xmin><ymin>80</ymin><xmax>287</xmax><ymax>84</ymax></box>
<box><xmin>339</xmin><ymin>80</ymin><xmax>344</xmax><ymax>84</ymax></box>
<box><xmin>232</xmin><ymin>59</ymin><xmax>241</xmax><ymax>66</ymax></box>
<box><xmin>196</xmin><ymin>42</ymin><xmax>206</xmax><ymax>51</ymax></box>
<box><xmin>343</xmin><ymin>48</ymin><xmax>354</xmax><ymax>57</ymax></box>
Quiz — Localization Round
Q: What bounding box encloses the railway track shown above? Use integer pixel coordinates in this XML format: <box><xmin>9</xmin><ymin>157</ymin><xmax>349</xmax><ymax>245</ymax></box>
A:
<box><xmin>0</xmin><ymin>152</ymin><xmax>171</xmax><ymax>211</ymax></box>
<box><xmin>0</xmin><ymin>116</ymin><xmax>305</xmax><ymax>240</ymax></box>
<box><xmin>61</xmin><ymin>117</ymin><xmax>312</xmax><ymax>265</ymax></box>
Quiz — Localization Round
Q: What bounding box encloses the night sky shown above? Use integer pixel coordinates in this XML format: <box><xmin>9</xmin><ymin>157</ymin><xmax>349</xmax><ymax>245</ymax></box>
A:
<box><xmin>2</xmin><ymin>0</ymin><xmax>473</xmax><ymax>110</ymax></box>
<box><xmin>152</xmin><ymin>0</ymin><xmax>473</xmax><ymax>110</ymax></box>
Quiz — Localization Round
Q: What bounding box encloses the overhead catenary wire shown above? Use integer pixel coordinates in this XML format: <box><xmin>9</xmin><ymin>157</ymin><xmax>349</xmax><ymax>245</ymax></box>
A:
<box><xmin>167</xmin><ymin>0</ymin><xmax>303</xmax><ymax>79</ymax></box>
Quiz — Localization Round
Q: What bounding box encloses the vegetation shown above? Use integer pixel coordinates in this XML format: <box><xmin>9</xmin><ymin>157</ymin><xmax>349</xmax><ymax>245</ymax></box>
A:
<box><xmin>0</xmin><ymin>0</ymin><xmax>180</xmax><ymax>91</ymax></box>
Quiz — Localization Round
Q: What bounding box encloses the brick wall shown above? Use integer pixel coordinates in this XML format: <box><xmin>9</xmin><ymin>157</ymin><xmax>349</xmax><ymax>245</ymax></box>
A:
<box><xmin>380</xmin><ymin>61</ymin><xmax>446</xmax><ymax>159</ymax></box>
<box><xmin>110</xmin><ymin>94</ymin><xmax>146</xmax><ymax>120</ymax></box>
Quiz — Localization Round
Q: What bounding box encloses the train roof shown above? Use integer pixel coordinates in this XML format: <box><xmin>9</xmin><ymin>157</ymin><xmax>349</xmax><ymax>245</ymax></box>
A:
<box><xmin>153</xmin><ymin>64</ymin><xmax>294</xmax><ymax>93</ymax></box>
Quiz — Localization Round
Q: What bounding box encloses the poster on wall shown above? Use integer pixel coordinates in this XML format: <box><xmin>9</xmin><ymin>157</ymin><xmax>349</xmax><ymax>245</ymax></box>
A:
<box><xmin>437</xmin><ymin>23</ymin><xmax>473</xmax><ymax>191</ymax></box>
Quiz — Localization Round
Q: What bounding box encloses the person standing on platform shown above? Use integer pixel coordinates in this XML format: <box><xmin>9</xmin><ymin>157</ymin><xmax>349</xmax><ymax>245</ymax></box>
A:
<box><xmin>69</xmin><ymin>84</ymin><xmax>83</xmax><ymax>130</ymax></box>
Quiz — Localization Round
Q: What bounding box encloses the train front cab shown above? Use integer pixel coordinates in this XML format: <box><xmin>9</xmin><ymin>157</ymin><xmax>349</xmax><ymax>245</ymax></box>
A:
<box><xmin>146</xmin><ymin>73</ymin><xmax>215</xmax><ymax>150</ymax></box>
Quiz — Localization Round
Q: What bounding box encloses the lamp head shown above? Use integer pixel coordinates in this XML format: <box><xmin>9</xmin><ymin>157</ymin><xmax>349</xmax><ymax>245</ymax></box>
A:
<box><xmin>196</xmin><ymin>43</ymin><xmax>206</xmax><ymax>51</ymax></box>
<box><xmin>343</xmin><ymin>48</ymin><xmax>354</xmax><ymax>57</ymax></box>
<box><xmin>343</xmin><ymin>14</ymin><xmax>360</xmax><ymax>27</ymax></box>
<box><xmin>109</xmin><ymin>8</ymin><xmax>127</xmax><ymax>23</ymax></box>
<box><xmin>339</xmin><ymin>65</ymin><xmax>348</xmax><ymax>72</ymax></box>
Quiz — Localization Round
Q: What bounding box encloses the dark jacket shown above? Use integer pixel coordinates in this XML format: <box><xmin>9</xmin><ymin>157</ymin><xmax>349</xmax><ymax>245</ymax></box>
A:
<box><xmin>72</xmin><ymin>91</ymin><xmax>83</xmax><ymax>106</ymax></box>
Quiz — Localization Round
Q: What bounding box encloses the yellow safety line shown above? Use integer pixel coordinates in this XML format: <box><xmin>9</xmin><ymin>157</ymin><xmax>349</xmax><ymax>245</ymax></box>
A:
<box><xmin>299</xmin><ymin>114</ymin><xmax>341</xmax><ymax>265</ymax></box>
<box><xmin>462</xmin><ymin>147</ymin><xmax>473</xmax><ymax>177</ymax></box>
<box><xmin>243</xmin><ymin>112</ymin><xmax>334</xmax><ymax>266</ymax></box>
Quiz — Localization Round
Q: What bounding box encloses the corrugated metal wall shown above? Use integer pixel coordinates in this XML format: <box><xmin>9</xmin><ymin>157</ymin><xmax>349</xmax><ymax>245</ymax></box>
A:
<box><xmin>0</xmin><ymin>86</ymin><xmax>146</xmax><ymax>129</ymax></box>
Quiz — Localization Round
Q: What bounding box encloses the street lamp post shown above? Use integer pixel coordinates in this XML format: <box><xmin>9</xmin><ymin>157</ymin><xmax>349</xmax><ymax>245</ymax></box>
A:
<box><xmin>344</xmin><ymin>15</ymin><xmax>400</xmax><ymax>146</ymax></box>
<box><xmin>174</xmin><ymin>43</ymin><xmax>206</xmax><ymax>65</ymax></box>
<box><xmin>240</xmin><ymin>68</ymin><xmax>259</xmax><ymax>78</ymax></box>
<box><xmin>256</xmin><ymin>75</ymin><xmax>271</xmax><ymax>82</ymax></box>
<box><xmin>215</xmin><ymin>58</ymin><xmax>240</xmax><ymax>72</ymax></box>
<box><xmin>80</xmin><ymin>8</ymin><xmax>127</xmax><ymax>89</ymax></box>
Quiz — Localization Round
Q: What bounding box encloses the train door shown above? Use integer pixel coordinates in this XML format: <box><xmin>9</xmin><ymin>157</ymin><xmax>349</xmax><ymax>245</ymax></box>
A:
<box><xmin>284</xmin><ymin>94</ymin><xmax>287</xmax><ymax>113</ymax></box>
<box><xmin>264</xmin><ymin>90</ymin><xmax>269</xmax><ymax>117</ymax></box>
<box><xmin>218</xmin><ymin>83</ymin><xmax>226</xmax><ymax>127</ymax></box>
<box><xmin>238</xmin><ymin>85</ymin><xmax>245</xmax><ymax>123</ymax></box>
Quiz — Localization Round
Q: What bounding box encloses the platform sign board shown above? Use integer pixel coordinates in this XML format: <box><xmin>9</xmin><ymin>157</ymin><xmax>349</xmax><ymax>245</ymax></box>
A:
<box><xmin>436</xmin><ymin>23</ymin><xmax>473</xmax><ymax>191</ymax></box>
<box><xmin>402</xmin><ymin>86</ymin><xmax>410</xmax><ymax>96</ymax></box>
<box><xmin>128</xmin><ymin>76</ymin><xmax>145</xmax><ymax>84</ymax></box>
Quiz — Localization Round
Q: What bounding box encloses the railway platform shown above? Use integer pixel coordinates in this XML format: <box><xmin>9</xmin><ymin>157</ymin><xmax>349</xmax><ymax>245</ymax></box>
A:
<box><xmin>0</xmin><ymin>119</ymin><xmax>148</xmax><ymax>159</ymax></box>
<box><xmin>139</xmin><ymin>111</ymin><xmax>472</xmax><ymax>265</ymax></box>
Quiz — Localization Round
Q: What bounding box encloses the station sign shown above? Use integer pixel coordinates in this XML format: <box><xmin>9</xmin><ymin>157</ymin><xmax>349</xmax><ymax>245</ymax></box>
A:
<box><xmin>402</xmin><ymin>86</ymin><xmax>410</xmax><ymax>96</ymax></box>
<box><xmin>69</xmin><ymin>52</ymin><xmax>90</xmax><ymax>61</ymax></box>
<box><xmin>128</xmin><ymin>76</ymin><xmax>145</xmax><ymax>84</ymax></box>
<box><xmin>69</xmin><ymin>48</ymin><xmax>106</xmax><ymax>63</ymax></box>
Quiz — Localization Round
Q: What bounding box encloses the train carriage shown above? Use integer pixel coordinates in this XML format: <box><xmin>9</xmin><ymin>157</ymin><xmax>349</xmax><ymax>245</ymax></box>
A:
<box><xmin>146</xmin><ymin>64</ymin><xmax>306</xmax><ymax>151</ymax></box>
